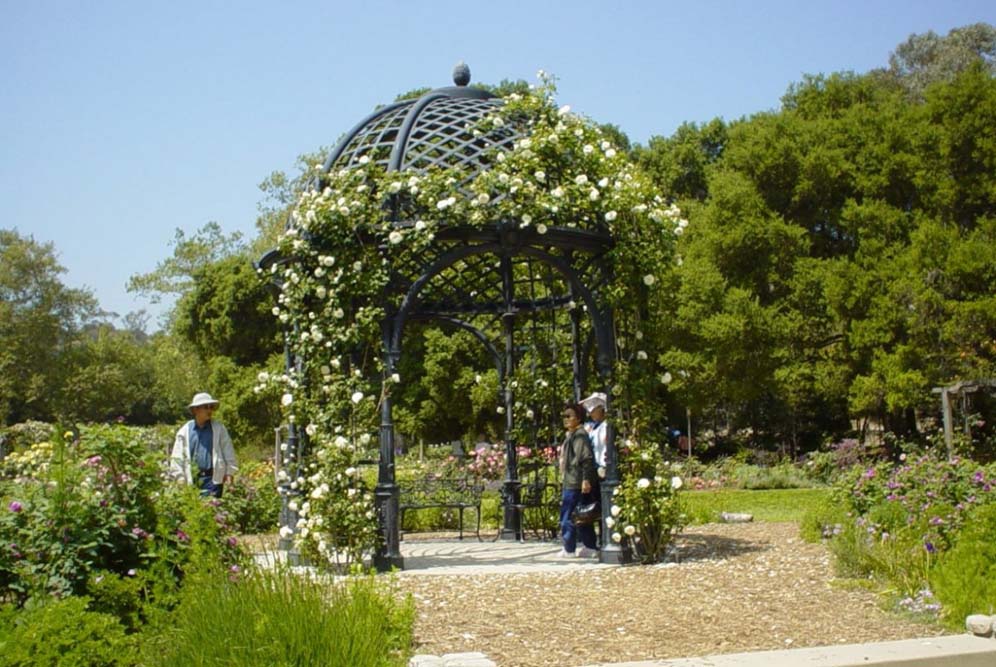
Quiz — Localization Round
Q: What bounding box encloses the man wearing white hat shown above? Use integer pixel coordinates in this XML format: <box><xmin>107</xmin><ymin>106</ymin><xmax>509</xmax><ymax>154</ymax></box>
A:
<box><xmin>169</xmin><ymin>392</ymin><xmax>237</xmax><ymax>497</ymax></box>
<box><xmin>581</xmin><ymin>392</ymin><xmax>609</xmax><ymax>478</ymax></box>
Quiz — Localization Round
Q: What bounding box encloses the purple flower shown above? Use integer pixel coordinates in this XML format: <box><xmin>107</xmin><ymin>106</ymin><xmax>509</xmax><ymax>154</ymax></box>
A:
<box><xmin>924</xmin><ymin>541</ymin><xmax>936</xmax><ymax>553</ymax></box>
<box><xmin>229</xmin><ymin>564</ymin><xmax>240</xmax><ymax>574</ymax></box>
<box><xmin>227</xmin><ymin>537</ymin><xmax>238</xmax><ymax>547</ymax></box>
<box><xmin>175</xmin><ymin>529</ymin><xmax>189</xmax><ymax>543</ymax></box>
<box><xmin>8</xmin><ymin>501</ymin><xmax>22</xmax><ymax>513</ymax></box>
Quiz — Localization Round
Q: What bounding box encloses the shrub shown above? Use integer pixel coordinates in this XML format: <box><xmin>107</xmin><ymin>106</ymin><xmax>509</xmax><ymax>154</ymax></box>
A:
<box><xmin>614</xmin><ymin>439</ymin><xmax>684</xmax><ymax>563</ymax></box>
<box><xmin>219</xmin><ymin>459</ymin><xmax>280</xmax><ymax>534</ymax></box>
<box><xmin>0</xmin><ymin>422</ymin><xmax>55</xmax><ymax>457</ymax></box>
<box><xmin>0</xmin><ymin>597</ymin><xmax>138</xmax><ymax>667</ymax></box>
<box><xmin>0</xmin><ymin>426</ymin><xmax>246</xmax><ymax>611</ymax></box>
<box><xmin>930</xmin><ymin>502</ymin><xmax>996</xmax><ymax>627</ymax></box>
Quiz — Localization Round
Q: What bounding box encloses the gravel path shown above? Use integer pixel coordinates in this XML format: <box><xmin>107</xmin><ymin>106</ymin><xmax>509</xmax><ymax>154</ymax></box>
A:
<box><xmin>396</xmin><ymin>522</ymin><xmax>947</xmax><ymax>667</ymax></box>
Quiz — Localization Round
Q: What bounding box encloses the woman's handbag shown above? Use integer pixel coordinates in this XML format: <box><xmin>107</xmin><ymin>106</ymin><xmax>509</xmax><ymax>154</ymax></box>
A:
<box><xmin>571</xmin><ymin>501</ymin><xmax>601</xmax><ymax>526</ymax></box>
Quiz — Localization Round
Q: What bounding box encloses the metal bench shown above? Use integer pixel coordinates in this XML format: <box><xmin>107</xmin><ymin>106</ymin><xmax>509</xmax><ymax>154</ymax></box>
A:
<box><xmin>512</xmin><ymin>463</ymin><xmax>561</xmax><ymax>539</ymax></box>
<box><xmin>399</xmin><ymin>476</ymin><xmax>484</xmax><ymax>540</ymax></box>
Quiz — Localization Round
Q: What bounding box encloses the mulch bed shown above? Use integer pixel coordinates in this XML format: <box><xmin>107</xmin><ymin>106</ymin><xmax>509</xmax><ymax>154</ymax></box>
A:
<box><xmin>395</xmin><ymin>522</ymin><xmax>948</xmax><ymax>667</ymax></box>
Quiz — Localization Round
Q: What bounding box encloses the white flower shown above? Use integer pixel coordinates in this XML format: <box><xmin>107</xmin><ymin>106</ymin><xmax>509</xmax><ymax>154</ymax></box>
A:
<box><xmin>557</xmin><ymin>104</ymin><xmax>571</xmax><ymax>116</ymax></box>
<box><xmin>359</xmin><ymin>433</ymin><xmax>372</xmax><ymax>445</ymax></box>
<box><xmin>583</xmin><ymin>144</ymin><xmax>594</xmax><ymax>155</ymax></box>
<box><xmin>493</xmin><ymin>116</ymin><xmax>504</xmax><ymax>127</ymax></box>
<box><xmin>525</xmin><ymin>409</ymin><xmax>534</xmax><ymax>419</ymax></box>
<box><xmin>674</xmin><ymin>226</ymin><xmax>685</xmax><ymax>236</ymax></box>
<box><xmin>279</xmin><ymin>526</ymin><xmax>293</xmax><ymax>538</ymax></box>
<box><xmin>476</xmin><ymin>192</ymin><xmax>490</xmax><ymax>205</ymax></box>
<box><xmin>671</xmin><ymin>476</ymin><xmax>683</xmax><ymax>489</ymax></box>
<box><xmin>388</xmin><ymin>181</ymin><xmax>402</xmax><ymax>193</ymax></box>
<box><xmin>358</xmin><ymin>155</ymin><xmax>370</xmax><ymax>165</ymax></box>
<box><xmin>281</xmin><ymin>393</ymin><xmax>293</xmax><ymax>407</ymax></box>
<box><xmin>605</xmin><ymin>210</ymin><xmax>618</xmax><ymax>222</ymax></box>
<box><xmin>436</xmin><ymin>197</ymin><xmax>455</xmax><ymax>210</ymax></box>
<box><xmin>610</xmin><ymin>504</ymin><xmax>621</xmax><ymax>517</ymax></box>
<box><xmin>589</xmin><ymin>188</ymin><xmax>599</xmax><ymax>201</ymax></box>
<box><xmin>388</xmin><ymin>230</ymin><xmax>403</xmax><ymax>244</ymax></box>
<box><xmin>661</xmin><ymin>372</ymin><xmax>673</xmax><ymax>385</ymax></box>
<box><xmin>390</xmin><ymin>372</ymin><xmax>401</xmax><ymax>383</ymax></box>
<box><xmin>612</xmin><ymin>532</ymin><xmax>622</xmax><ymax>543</ymax></box>
<box><xmin>415</xmin><ymin>220</ymin><xmax>427</xmax><ymax>231</ymax></box>
<box><xmin>637</xmin><ymin>477</ymin><xmax>650</xmax><ymax>489</ymax></box>
<box><xmin>305</xmin><ymin>424</ymin><xmax>317</xmax><ymax>437</ymax></box>
<box><xmin>536</xmin><ymin>224</ymin><xmax>548</xmax><ymax>235</ymax></box>
<box><xmin>521</xmin><ymin>213</ymin><xmax>533</xmax><ymax>225</ymax></box>
<box><xmin>574</xmin><ymin>174</ymin><xmax>588</xmax><ymax>186</ymax></box>
<box><xmin>643</xmin><ymin>274</ymin><xmax>656</xmax><ymax>286</ymax></box>
<box><xmin>333</xmin><ymin>308</ymin><xmax>345</xmax><ymax>319</ymax></box>
<box><xmin>351</xmin><ymin>391</ymin><xmax>364</xmax><ymax>404</ymax></box>
<box><xmin>257</xmin><ymin>371</ymin><xmax>270</xmax><ymax>382</ymax></box>
<box><xmin>551</xmin><ymin>187</ymin><xmax>564</xmax><ymax>198</ymax></box>
<box><xmin>316</xmin><ymin>286</ymin><xmax>327</xmax><ymax>299</ymax></box>
<box><xmin>288</xmin><ymin>500</ymin><xmax>299</xmax><ymax>512</ymax></box>
<box><xmin>474</xmin><ymin>374</ymin><xmax>482</xmax><ymax>383</ymax></box>
<box><xmin>534</xmin><ymin>170</ymin><xmax>546</xmax><ymax>182</ymax></box>
<box><xmin>624</xmin><ymin>524</ymin><xmax>636</xmax><ymax>536</ymax></box>
<box><xmin>605</xmin><ymin>148</ymin><xmax>617</xmax><ymax>158</ymax></box>
<box><xmin>497</xmin><ymin>406</ymin><xmax>506</xmax><ymax>414</ymax></box>
<box><xmin>679</xmin><ymin>218</ymin><xmax>689</xmax><ymax>228</ymax></box>
<box><xmin>605</xmin><ymin>516</ymin><xmax>616</xmax><ymax>528</ymax></box>
<box><xmin>353</xmin><ymin>261</ymin><xmax>362</xmax><ymax>271</ymax></box>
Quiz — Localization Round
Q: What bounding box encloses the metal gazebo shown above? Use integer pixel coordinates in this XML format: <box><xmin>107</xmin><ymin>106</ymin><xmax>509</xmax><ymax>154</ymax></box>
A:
<box><xmin>261</xmin><ymin>65</ymin><xmax>627</xmax><ymax>570</ymax></box>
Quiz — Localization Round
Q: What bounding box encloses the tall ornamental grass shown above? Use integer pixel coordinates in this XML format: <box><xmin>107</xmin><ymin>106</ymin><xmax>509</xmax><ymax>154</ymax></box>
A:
<box><xmin>147</xmin><ymin>565</ymin><xmax>414</xmax><ymax>667</ymax></box>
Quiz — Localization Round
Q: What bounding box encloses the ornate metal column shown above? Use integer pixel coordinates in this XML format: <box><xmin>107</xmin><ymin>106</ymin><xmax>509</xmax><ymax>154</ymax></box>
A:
<box><xmin>595</xmin><ymin>308</ymin><xmax>630</xmax><ymax>565</ymax></box>
<box><xmin>499</xmin><ymin>253</ymin><xmax>522</xmax><ymax>541</ymax></box>
<box><xmin>374</xmin><ymin>318</ymin><xmax>404</xmax><ymax>571</ymax></box>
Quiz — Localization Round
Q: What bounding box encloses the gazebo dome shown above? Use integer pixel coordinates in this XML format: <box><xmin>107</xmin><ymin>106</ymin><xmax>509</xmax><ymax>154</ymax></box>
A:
<box><xmin>321</xmin><ymin>63</ymin><xmax>523</xmax><ymax>180</ymax></box>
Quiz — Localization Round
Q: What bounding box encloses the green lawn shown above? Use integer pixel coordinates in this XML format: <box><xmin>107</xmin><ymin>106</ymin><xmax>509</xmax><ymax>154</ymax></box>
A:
<box><xmin>682</xmin><ymin>487</ymin><xmax>831</xmax><ymax>524</ymax></box>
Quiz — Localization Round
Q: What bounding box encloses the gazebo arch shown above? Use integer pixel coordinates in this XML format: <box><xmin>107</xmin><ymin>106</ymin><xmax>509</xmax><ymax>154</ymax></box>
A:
<box><xmin>260</xmin><ymin>65</ymin><xmax>679</xmax><ymax>571</ymax></box>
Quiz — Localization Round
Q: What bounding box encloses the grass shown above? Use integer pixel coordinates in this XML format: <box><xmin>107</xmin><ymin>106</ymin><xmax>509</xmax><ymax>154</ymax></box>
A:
<box><xmin>145</xmin><ymin>565</ymin><xmax>414</xmax><ymax>667</ymax></box>
<box><xmin>682</xmin><ymin>487</ymin><xmax>831</xmax><ymax>525</ymax></box>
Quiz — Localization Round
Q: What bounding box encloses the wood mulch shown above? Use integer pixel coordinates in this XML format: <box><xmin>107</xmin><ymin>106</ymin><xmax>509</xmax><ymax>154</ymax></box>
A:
<box><xmin>395</xmin><ymin>522</ymin><xmax>948</xmax><ymax>667</ymax></box>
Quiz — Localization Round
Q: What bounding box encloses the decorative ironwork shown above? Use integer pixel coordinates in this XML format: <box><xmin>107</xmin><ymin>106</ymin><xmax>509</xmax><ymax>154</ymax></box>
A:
<box><xmin>264</xmin><ymin>64</ymin><xmax>627</xmax><ymax>570</ymax></box>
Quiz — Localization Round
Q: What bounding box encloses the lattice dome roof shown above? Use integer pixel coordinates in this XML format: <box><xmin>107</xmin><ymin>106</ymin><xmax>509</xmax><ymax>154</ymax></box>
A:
<box><xmin>321</xmin><ymin>64</ymin><xmax>523</xmax><ymax>183</ymax></box>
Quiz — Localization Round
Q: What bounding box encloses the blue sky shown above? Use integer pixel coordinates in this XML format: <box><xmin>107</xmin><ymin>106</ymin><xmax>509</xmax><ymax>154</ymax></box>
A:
<box><xmin>3</xmin><ymin>1</ymin><xmax>993</xmax><ymax>328</ymax></box>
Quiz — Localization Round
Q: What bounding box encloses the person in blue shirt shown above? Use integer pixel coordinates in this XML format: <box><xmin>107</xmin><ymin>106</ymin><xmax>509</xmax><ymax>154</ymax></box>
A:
<box><xmin>169</xmin><ymin>392</ymin><xmax>237</xmax><ymax>497</ymax></box>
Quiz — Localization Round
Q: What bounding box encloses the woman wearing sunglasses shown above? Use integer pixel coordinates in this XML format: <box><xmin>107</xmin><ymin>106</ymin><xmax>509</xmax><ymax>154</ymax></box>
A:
<box><xmin>558</xmin><ymin>402</ymin><xmax>599</xmax><ymax>558</ymax></box>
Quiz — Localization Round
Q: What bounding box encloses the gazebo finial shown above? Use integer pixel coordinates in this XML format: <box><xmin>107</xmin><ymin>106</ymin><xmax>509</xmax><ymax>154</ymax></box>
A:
<box><xmin>453</xmin><ymin>61</ymin><xmax>471</xmax><ymax>87</ymax></box>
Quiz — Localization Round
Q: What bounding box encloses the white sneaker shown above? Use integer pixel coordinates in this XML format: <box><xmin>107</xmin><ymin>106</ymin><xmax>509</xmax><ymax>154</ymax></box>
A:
<box><xmin>576</xmin><ymin>546</ymin><xmax>600</xmax><ymax>559</ymax></box>
<box><xmin>556</xmin><ymin>548</ymin><xmax>575</xmax><ymax>558</ymax></box>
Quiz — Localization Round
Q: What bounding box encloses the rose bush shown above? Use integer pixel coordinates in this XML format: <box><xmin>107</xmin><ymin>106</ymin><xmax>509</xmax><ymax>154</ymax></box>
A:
<box><xmin>0</xmin><ymin>426</ymin><xmax>245</xmax><ymax>607</ymax></box>
<box><xmin>611</xmin><ymin>438</ymin><xmax>685</xmax><ymax>563</ymax></box>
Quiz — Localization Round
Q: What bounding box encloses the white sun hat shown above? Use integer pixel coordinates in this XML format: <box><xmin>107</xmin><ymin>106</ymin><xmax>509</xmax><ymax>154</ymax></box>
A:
<box><xmin>580</xmin><ymin>392</ymin><xmax>607</xmax><ymax>412</ymax></box>
<box><xmin>188</xmin><ymin>392</ymin><xmax>220</xmax><ymax>409</ymax></box>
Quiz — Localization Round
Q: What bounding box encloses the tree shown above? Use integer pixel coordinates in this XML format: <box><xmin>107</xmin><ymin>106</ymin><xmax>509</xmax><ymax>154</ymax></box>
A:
<box><xmin>882</xmin><ymin>22</ymin><xmax>996</xmax><ymax>99</ymax></box>
<box><xmin>126</xmin><ymin>222</ymin><xmax>245</xmax><ymax>305</ymax></box>
<box><xmin>0</xmin><ymin>229</ymin><xmax>100</xmax><ymax>424</ymax></box>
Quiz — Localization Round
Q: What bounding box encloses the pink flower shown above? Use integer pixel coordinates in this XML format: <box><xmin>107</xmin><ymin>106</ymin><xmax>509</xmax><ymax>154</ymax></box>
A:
<box><xmin>8</xmin><ymin>501</ymin><xmax>22</xmax><ymax>513</ymax></box>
